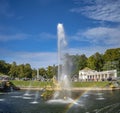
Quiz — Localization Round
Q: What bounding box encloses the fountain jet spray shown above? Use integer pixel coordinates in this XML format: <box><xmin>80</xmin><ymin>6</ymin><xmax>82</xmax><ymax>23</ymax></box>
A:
<box><xmin>56</xmin><ymin>23</ymin><xmax>71</xmax><ymax>98</ymax></box>
<box><xmin>57</xmin><ymin>23</ymin><xmax>67</xmax><ymax>81</ymax></box>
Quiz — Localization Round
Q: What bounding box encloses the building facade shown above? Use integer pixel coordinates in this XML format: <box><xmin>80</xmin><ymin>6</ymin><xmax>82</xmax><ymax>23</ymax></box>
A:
<box><xmin>79</xmin><ymin>67</ymin><xmax>117</xmax><ymax>81</ymax></box>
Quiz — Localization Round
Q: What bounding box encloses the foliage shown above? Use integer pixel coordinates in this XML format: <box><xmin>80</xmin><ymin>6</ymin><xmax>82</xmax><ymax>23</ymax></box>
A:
<box><xmin>70</xmin><ymin>54</ymin><xmax>87</xmax><ymax>75</ymax></box>
<box><xmin>39</xmin><ymin>68</ymin><xmax>46</xmax><ymax>76</ymax></box>
<box><xmin>0</xmin><ymin>60</ymin><xmax>10</xmax><ymax>75</ymax></box>
<box><xmin>46</xmin><ymin>66</ymin><xmax>55</xmax><ymax>78</ymax></box>
<box><xmin>104</xmin><ymin>48</ymin><xmax>120</xmax><ymax>61</ymax></box>
<box><xmin>32</xmin><ymin>69</ymin><xmax>37</xmax><ymax>78</ymax></box>
<box><xmin>87</xmin><ymin>52</ymin><xmax>104</xmax><ymax>71</ymax></box>
<box><xmin>0</xmin><ymin>48</ymin><xmax>120</xmax><ymax>78</ymax></box>
<box><xmin>23</xmin><ymin>64</ymin><xmax>32</xmax><ymax>78</ymax></box>
<box><xmin>9</xmin><ymin>62</ymin><xmax>18</xmax><ymax>78</ymax></box>
<box><xmin>9</xmin><ymin>63</ymin><xmax>32</xmax><ymax>79</ymax></box>
<box><xmin>103</xmin><ymin>48</ymin><xmax>120</xmax><ymax>75</ymax></box>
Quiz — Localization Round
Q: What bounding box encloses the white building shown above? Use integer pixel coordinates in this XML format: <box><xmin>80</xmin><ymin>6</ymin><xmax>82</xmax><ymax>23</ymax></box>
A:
<box><xmin>79</xmin><ymin>67</ymin><xmax>117</xmax><ymax>81</ymax></box>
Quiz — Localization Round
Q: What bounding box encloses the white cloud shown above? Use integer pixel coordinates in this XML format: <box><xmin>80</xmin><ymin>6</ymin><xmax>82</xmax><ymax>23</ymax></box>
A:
<box><xmin>0</xmin><ymin>0</ymin><xmax>14</xmax><ymax>17</ymax></box>
<box><xmin>39</xmin><ymin>32</ymin><xmax>56</xmax><ymax>39</ymax></box>
<box><xmin>67</xmin><ymin>44</ymin><xmax>119</xmax><ymax>57</ymax></box>
<box><xmin>0</xmin><ymin>29</ymin><xmax>56</xmax><ymax>42</ymax></box>
<box><xmin>71</xmin><ymin>0</ymin><xmax>120</xmax><ymax>22</ymax></box>
<box><xmin>0</xmin><ymin>50</ymin><xmax>57</xmax><ymax>69</ymax></box>
<box><xmin>68</xmin><ymin>46</ymin><xmax>105</xmax><ymax>56</ymax></box>
<box><xmin>83</xmin><ymin>27</ymin><xmax>120</xmax><ymax>45</ymax></box>
<box><xmin>71</xmin><ymin>27</ymin><xmax>120</xmax><ymax>46</ymax></box>
<box><xmin>0</xmin><ymin>33</ymin><xmax>30</xmax><ymax>41</ymax></box>
<box><xmin>16</xmin><ymin>52</ymin><xmax>57</xmax><ymax>68</ymax></box>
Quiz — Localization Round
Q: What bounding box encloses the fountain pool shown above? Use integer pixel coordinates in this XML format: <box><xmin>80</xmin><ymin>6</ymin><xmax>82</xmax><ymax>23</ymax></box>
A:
<box><xmin>0</xmin><ymin>90</ymin><xmax>120</xmax><ymax>113</ymax></box>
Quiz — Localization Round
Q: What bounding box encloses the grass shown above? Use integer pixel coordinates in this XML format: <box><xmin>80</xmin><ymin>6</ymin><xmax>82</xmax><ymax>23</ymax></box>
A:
<box><xmin>11</xmin><ymin>80</ymin><xmax>54</xmax><ymax>88</ymax></box>
<box><xmin>11</xmin><ymin>80</ymin><xmax>110</xmax><ymax>88</ymax></box>
<box><xmin>72</xmin><ymin>81</ymin><xmax>109</xmax><ymax>88</ymax></box>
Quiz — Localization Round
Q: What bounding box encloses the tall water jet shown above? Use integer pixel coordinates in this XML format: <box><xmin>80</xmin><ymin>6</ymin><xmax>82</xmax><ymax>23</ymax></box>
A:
<box><xmin>56</xmin><ymin>23</ymin><xmax>71</xmax><ymax>99</ymax></box>
<box><xmin>57</xmin><ymin>23</ymin><xmax>67</xmax><ymax>81</ymax></box>
<box><xmin>41</xmin><ymin>23</ymin><xmax>72</xmax><ymax>101</ymax></box>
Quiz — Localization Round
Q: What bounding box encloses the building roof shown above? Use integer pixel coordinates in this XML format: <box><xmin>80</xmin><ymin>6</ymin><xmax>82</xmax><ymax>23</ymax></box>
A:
<box><xmin>80</xmin><ymin>67</ymin><xmax>97</xmax><ymax>73</ymax></box>
<box><xmin>82</xmin><ymin>67</ymin><xmax>92</xmax><ymax>71</ymax></box>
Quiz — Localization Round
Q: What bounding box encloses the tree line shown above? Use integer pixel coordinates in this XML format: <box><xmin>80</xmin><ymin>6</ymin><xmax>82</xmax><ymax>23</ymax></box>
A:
<box><xmin>0</xmin><ymin>48</ymin><xmax>120</xmax><ymax>79</ymax></box>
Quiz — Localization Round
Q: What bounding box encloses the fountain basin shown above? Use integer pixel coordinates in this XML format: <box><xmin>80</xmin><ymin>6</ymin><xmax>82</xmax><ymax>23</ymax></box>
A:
<box><xmin>0</xmin><ymin>90</ymin><xmax>120</xmax><ymax>113</ymax></box>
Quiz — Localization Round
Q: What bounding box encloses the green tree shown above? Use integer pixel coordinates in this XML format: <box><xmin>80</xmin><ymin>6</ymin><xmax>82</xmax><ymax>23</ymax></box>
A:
<box><xmin>0</xmin><ymin>60</ymin><xmax>10</xmax><ymax>75</ymax></box>
<box><xmin>46</xmin><ymin>66</ymin><xmax>54</xmax><ymax>78</ymax></box>
<box><xmin>53</xmin><ymin>65</ymin><xmax>58</xmax><ymax>77</ymax></box>
<box><xmin>71</xmin><ymin>54</ymin><xmax>87</xmax><ymax>75</ymax></box>
<box><xmin>87</xmin><ymin>52</ymin><xmax>104</xmax><ymax>71</ymax></box>
<box><xmin>87</xmin><ymin>55</ymin><xmax>95</xmax><ymax>70</ymax></box>
<box><xmin>24</xmin><ymin>64</ymin><xmax>32</xmax><ymax>78</ymax></box>
<box><xmin>17</xmin><ymin>64</ymin><xmax>25</xmax><ymax>78</ymax></box>
<box><xmin>103</xmin><ymin>48</ymin><xmax>120</xmax><ymax>75</ymax></box>
<box><xmin>70</xmin><ymin>55</ymin><xmax>79</xmax><ymax>75</ymax></box>
<box><xmin>39</xmin><ymin>68</ymin><xmax>46</xmax><ymax>76</ymax></box>
<box><xmin>32</xmin><ymin>69</ymin><xmax>37</xmax><ymax>78</ymax></box>
<box><xmin>104</xmin><ymin>48</ymin><xmax>120</xmax><ymax>61</ymax></box>
<box><xmin>9</xmin><ymin>62</ymin><xmax>18</xmax><ymax>78</ymax></box>
<box><xmin>78</xmin><ymin>54</ymin><xmax>88</xmax><ymax>70</ymax></box>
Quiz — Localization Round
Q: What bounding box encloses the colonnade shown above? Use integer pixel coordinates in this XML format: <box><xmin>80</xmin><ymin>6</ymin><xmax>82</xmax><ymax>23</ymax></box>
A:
<box><xmin>79</xmin><ymin>70</ymin><xmax>117</xmax><ymax>81</ymax></box>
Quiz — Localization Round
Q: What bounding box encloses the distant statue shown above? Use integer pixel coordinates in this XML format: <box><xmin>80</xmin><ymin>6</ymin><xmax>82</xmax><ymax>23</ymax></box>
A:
<box><xmin>52</xmin><ymin>76</ymin><xmax>61</xmax><ymax>90</ymax></box>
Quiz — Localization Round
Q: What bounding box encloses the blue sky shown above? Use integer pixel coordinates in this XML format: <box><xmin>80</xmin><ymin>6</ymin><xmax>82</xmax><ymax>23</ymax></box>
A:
<box><xmin>0</xmin><ymin>0</ymin><xmax>120</xmax><ymax>69</ymax></box>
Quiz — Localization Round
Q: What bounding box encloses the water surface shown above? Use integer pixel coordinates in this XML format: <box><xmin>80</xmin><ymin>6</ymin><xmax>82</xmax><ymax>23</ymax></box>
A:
<box><xmin>0</xmin><ymin>90</ymin><xmax>120</xmax><ymax>113</ymax></box>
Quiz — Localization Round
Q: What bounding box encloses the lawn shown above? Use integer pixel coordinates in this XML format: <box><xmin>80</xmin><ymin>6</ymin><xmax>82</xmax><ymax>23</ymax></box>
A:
<box><xmin>72</xmin><ymin>81</ymin><xmax>109</xmax><ymax>88</ymax></box>
<box><xmin>11</xmin><ymin>80</ymin><xmax>109</xmax><ymax>88</ymax></box>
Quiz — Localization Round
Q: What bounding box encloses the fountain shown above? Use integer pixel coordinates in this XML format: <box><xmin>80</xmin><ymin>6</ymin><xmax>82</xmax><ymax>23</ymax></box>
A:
<box><xmin>54</xmin><ymin>23</ymin><xmax>71</xmax><ymax>99</ymax></box>
<box><xmin>41</xmin><ymin>23</ymin><xmax>72</xmax><ymax>101</ymax></box>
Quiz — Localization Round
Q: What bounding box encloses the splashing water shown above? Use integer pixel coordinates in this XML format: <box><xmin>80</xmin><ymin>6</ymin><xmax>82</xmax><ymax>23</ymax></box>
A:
<box><xmin>53</xmin><ymin>23</ymin><xmax>71</xmax><ymax>99</ymax></box>
<box><xmin>30</xmin><ymin>91</ymin><xmax>39</xmax><ymax>104</ymax></box>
